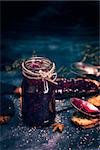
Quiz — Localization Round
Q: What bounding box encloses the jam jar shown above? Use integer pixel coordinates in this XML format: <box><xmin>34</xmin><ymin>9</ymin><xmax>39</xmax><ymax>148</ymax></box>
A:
<box><xmin>21</xmin><ymin>57</ymin><xmax>57</xmax><ymax>126</ymax></box>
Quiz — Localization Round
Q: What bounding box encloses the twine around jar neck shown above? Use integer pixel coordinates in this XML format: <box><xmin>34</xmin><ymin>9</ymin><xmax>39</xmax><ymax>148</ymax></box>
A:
<box><xmin>22</xmin><ymin>57</ymin><xmax>57</xmax><ymax>94</ymax></box>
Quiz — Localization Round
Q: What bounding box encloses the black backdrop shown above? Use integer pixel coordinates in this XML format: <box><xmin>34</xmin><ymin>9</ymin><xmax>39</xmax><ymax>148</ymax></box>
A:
<box><xmin>1</xmin><ymin>1</ymin><xmax>99</xmax><ymax>37</ymax></box>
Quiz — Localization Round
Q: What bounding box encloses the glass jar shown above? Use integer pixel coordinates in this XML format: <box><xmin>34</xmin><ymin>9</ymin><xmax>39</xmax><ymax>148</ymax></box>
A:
<box><xmin>21</xmin><ymin>57</ymin><xmax>57</xmax><ymax>126</ymax></box>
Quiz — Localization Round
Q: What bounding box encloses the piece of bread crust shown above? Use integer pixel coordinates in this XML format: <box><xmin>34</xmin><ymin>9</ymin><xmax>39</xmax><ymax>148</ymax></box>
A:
<box><xmin>87</xmin><ymin>95</ymin><xmax>100</xmax><ymax>107</ymax></box>
<box><xmin>0</xmin><ymin>116</ymin><xmax>11</xmax><ymax>125</ymax></box>
<box><xmin>71</xmin><ymin>111</ymin><xmax>100</xmax><ymax>128</ymax></box>
<box><xmin>72</xmin><ymin>116</ymin><xmax>99</xmax><ymax>126</ymax></box>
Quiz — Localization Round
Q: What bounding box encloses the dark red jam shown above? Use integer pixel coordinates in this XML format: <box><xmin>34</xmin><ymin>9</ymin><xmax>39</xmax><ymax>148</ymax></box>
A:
<box><xmin>22</xmin><ymin>78</ymin><xmax>56</xmax><ymax>126</ymax></box>
<box><xmin>55</xmin><ymin>78</ymin><xmax>99</xmax><ymax>99</ymax></box>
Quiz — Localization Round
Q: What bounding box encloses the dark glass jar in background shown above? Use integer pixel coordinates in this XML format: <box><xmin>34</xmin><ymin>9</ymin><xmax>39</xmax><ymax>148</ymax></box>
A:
<box><xmin>21</xmin><ymin>57</ymin><xmax>57</xmax><ymax>126</ymax></box>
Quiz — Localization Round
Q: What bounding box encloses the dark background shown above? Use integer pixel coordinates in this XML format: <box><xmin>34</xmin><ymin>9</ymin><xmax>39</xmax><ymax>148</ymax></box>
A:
<box><xmin>1</xmin><ymin>1</ymin><xmax>99</xmax><ymax>37</ymax></box>
<box><xmin>1</xmin><ymin>1</ymin><xmax>99</xmax><ymax>69</ymax></box>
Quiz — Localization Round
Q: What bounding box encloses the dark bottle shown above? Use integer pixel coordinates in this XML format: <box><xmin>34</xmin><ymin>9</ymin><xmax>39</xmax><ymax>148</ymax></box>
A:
<box><xmin>21</xmin><ymin>57</ymin><xmax>57</xmax><ymax>126</ymax></box>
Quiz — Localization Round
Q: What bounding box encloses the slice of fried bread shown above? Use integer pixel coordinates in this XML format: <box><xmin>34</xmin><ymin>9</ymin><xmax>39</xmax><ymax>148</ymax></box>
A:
<box><xmin>87</xmin><ymin>95</ymin><xmax>100</xmax><ymax>107</ymax></box>
<box><xmin>0</xmin><ymin>116</ymin><xmax>11</xmax><ymax>125</ymax></box>
<box><xmin>71</xmin><ymin>111</ymin><xmax>99</xmax><ymax>128</ymax></box>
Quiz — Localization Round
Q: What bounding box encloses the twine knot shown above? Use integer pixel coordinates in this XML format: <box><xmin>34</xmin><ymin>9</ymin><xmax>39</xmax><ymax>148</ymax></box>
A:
<box><xmin>22</xmin><ymin>57</ymin><xmax>57</xmax><ymax>94</ymax></box>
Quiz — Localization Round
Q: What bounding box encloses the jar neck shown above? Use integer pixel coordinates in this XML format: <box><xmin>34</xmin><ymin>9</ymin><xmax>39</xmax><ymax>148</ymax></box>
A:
<box><xmin>22</xmin><ymin>57</ymin><xmax>57</xmax><ymax>93</ymax></box>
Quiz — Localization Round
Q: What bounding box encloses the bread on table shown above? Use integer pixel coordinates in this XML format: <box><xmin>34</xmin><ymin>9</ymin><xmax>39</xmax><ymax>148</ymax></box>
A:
<box><xmin>71</xmin><ymin>111</ymin><xmax>100</xmax><ymax>128</ymax></box>
<box><xmin>0</xmin><ymin>116</ymin><xmax>11</xmax><ymax>125</ymax></box>
<box><xmin>87</xmin><ymin>95</ymin><xmax>100</xmax><ymax>107</ymax></box>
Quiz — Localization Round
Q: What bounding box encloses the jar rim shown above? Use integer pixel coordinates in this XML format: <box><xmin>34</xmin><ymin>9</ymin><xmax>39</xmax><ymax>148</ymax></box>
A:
<box><xmin>22</xmin><ymin>56</ymin><xmax>57</xmax><ymax>82</ymax></box>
